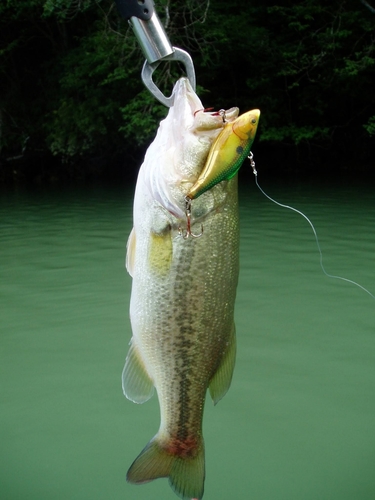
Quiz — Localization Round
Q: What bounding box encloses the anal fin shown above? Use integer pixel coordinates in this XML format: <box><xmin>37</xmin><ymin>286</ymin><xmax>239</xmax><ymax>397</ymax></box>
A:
<box><xmin>209</xmin><ymin>323</ymin><xmax>236</xmax><ymax>405</ymax></box>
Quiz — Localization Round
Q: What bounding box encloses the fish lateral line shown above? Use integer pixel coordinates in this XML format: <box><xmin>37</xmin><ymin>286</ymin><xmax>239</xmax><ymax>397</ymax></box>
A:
<box><xmin>248</xmin><ymin>152</ymin><xmax>375</xmax><ymax>301</ymax></box>
<box><xmin>125</xmin><ymin>78</ymin><xmax>240</xmax><ymax>500</ymax></box>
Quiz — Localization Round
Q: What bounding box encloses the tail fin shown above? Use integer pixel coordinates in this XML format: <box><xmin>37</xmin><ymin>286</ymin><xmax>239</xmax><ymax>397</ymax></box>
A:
<box><xmin>127</xmin><ymin>435</ymin><xmax>205</xmax><ymax>500</ymax></box>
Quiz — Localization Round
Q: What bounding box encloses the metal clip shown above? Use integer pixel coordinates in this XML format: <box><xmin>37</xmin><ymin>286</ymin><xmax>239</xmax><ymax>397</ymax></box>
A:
<box><xmin>248</xmin><ymin>151</ymin><xmax>257</xmax><ymax>176</ymax></box>
<box><xmin>116</xmin><ymin>0</ymin><xmax>196</xmax><ymax>107</ymax></box>
<box><xmin>141</xmin><ymin>48</ymin><xmax>196</xmax><ymax>107</ymax></box>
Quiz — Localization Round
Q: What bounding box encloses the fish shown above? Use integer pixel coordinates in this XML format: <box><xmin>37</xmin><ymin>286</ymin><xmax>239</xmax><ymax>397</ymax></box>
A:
<box><xmin>123</xmin><ymin>77</ymin><xmax>259</xmax><ymax>500</ymax></box>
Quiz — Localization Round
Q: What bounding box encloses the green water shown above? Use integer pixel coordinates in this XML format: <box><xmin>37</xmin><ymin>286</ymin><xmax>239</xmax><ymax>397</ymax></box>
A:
<box><xmin>1</xmin><ymin>178</ymin><xmax>374</xmax><ymax>500</ymax></box>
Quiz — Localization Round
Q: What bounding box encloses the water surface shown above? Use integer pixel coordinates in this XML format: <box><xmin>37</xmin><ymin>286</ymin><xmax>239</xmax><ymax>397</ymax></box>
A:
<box><xmin>1</xmin><ymin>178</ymin><xmax>374</xmax><ymax>499</ymax></box>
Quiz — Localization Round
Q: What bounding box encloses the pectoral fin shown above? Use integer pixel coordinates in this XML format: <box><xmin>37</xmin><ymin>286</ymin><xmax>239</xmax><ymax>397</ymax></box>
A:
<box><xmin>208</xmin><ymin>324</ymin><xmax>236</xmax><ymax>405</ymax></box>
<box><xmin>148</xmin><ymin>230</ymin><xmax>172</xmax><ymax>276</ymax></box>
<box><xmin>122</xmin><ymin>340</ymin><xmax>154</xmax><ymax>404</ymax></box>
<box><xmin>126</xmin><ymin>228</ymin><xmax>136</xmax><ymax>277</ymax></box>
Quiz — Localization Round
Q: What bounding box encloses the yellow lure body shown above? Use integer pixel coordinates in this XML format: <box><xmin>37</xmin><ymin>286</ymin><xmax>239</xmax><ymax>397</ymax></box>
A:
<box><xmin>187</xmin><ymin>108</ymin><xmax>260</xmax><ymax>200</ymax></box>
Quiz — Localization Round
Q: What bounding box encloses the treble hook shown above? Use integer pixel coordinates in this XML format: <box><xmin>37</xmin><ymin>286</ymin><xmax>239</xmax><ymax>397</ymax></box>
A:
<box><xmin>178</xmin><ymin>197</ymin><xmax>203</xmax><ymax>239</ymax></box>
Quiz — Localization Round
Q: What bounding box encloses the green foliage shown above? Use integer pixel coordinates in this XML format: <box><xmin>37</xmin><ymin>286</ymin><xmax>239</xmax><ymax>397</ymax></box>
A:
<box><xmin>119</xmin><ymin>89</ymin><xmax>167</xmax><ymax>146</ymax></box>
<box><xmin>42</xmin><ymin>0</ymin><xmax>100</xmax><ymax>19</ymax></box>
<box><xmin>261</xmin><ymin>125</ymin><xmax>330</xmax><ymax>145</ymax></box>
<box><xmin>43</xmin><ymin>18</ymin><xmax>131</xmax><ymax>156</ymax></box>
<box><xmin>364</xmin><ymin>116</ymin><xmax>375</xmax><ymax>136</ymax></box>
<box><xmin>47</xmin><ymin>96</ymin><xmax>112</xmax><ymax>156</ymax></box>
<box><xmin>0</xmin><ymin>0</ymin><xmax>374</xmax><ymax>175</ymax></box>
<box><xmin>251</xmin><ymin>1</ymin><xmax>375</xmax><ymax>148</ymax></box>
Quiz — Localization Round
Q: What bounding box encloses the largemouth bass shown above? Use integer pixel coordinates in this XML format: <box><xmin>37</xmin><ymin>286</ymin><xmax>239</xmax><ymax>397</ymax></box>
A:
<box><xmin>123</xmin><ymin>77</ymin><xmax>259</xmax><ymax>500</ymax></box>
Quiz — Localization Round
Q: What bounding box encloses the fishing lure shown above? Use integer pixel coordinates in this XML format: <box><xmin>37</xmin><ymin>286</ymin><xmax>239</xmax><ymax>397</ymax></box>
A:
<box><xmin>186</xmin><ymin>108</ymin><xmax>260</xmax><ymax>200</ymax></box>
<box><xmin>179</xmin><ymin>108</ymin><xmax>260</xmax><ymax>238</ymax></box>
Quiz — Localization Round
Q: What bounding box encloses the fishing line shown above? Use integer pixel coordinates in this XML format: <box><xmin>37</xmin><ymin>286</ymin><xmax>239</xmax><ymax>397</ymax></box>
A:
<box><xmin>247</xmin><ymin>152</ymin><xmax>375</xmax><ymax>300</ymax></box>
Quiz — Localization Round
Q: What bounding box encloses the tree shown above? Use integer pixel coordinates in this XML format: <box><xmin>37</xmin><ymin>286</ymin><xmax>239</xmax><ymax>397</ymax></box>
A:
<box><xmin>1</xmin><ymin>0</ymin><xmax>374</xmax><ymax>180</ymax></box>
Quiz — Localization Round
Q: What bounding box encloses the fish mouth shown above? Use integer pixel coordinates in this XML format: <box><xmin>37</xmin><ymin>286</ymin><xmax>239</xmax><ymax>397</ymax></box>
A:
<box><xmin>172</xmin><ymin>77</ymin><xmax>239</xmax><ymax>131</ymax></box>
<box><xmin>173</xmin><ymin>77</ymin><xmax>202</xmax><ymax>114</ymax></box>
<box><xmin>250</xmin><ymin>109</ymin><xmax>261</xmax><ymax>126</ymax></box>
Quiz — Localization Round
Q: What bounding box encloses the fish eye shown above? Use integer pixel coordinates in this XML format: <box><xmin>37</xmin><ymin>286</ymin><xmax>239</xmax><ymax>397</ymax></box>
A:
<box><xmin>251</xmin><ymin>118</ymin><xmax>257</xmax><ymax>124</ymax></box>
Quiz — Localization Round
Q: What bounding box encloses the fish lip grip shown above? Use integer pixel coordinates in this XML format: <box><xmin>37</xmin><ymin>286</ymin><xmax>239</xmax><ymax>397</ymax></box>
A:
<box><xmin>141</xmin><ymin>49</ymin><xmax>196</xmax><ymax>107</ymax></box>
<box><xmin>115</xmin><ymin>0</ymin><xmax>196</xmax><ymax>107</ymax></box>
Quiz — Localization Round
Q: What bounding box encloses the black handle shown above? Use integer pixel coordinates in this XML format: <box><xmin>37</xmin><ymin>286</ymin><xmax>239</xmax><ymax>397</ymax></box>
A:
<box><xmin>115</xmin><ymin>0</ymin><xmax>154</xmax><ymax>21</ymax></box>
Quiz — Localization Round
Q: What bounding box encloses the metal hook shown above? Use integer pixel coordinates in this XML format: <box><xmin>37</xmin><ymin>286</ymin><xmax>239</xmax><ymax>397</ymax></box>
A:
<box><xmin>178</xmin><ymin>197</ymin><xmax>203</xmax><ymax>239</ymax></box>
<box><xmin>219</xmin><ymin>109</ymin><xmax>227</xmax><ymax>123</ymax></box>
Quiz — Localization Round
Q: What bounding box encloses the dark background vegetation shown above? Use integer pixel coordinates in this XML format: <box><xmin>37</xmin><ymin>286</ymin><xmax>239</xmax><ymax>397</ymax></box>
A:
<box><xmin>1</xmin><ymin>0</ymin><xmax>374</xmax><ymax>183</ymax></box>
